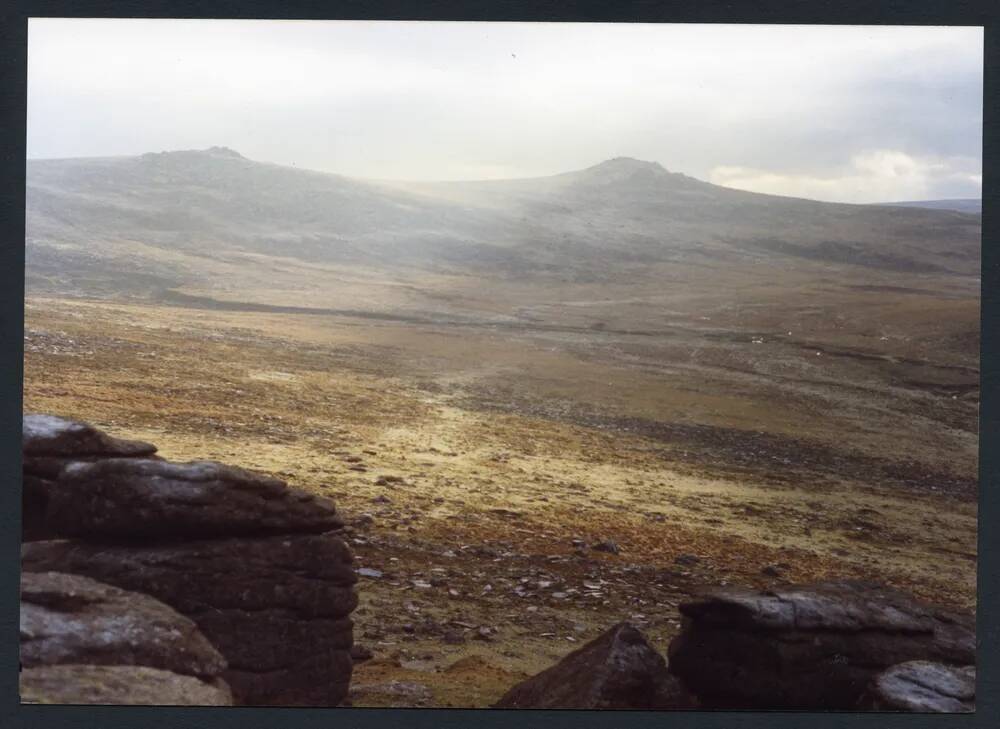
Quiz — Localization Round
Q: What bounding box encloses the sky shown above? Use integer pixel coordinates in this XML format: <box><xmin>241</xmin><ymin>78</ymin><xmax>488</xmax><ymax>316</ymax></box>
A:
<box><xmin>27</xmin><ymin>20</ymin><xmax>983</xmax><ymax>203</ymax></box>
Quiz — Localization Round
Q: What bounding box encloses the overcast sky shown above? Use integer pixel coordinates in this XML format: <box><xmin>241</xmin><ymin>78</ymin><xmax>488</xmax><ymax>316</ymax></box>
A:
<box><xmin>28</xmin><ymin>20</ymin><xmax>982</xmax><ymax>203</ymax></box>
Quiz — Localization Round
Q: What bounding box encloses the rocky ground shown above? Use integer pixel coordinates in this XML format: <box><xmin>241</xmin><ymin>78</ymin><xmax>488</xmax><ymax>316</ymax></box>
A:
<box><xmin>22</xmin><ymin>295</ymin><xmax>978</xmax><ymax>707</ymax></box>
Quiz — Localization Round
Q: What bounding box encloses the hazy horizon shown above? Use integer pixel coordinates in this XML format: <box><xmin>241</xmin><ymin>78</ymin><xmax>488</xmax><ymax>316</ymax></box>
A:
<box><xmin>28</xmin><ymin>20</ymin><xmax>982</xmax><ymax>204</ymax></box>
<box><xmin>22</xmin><ymin>147</ymin><xmax>984</xmax><ymax>209</ymax></box>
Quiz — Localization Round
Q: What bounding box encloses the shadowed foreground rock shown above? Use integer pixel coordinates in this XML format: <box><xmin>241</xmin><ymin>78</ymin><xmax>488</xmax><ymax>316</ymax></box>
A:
<box><xmin>21</xmin><ymin>414</ymin><xmax>159</xmax><ymax>542</ymax></box>
<box><xmin>46</xmin><ymin>458</ymin><xmax>344</xmax><ymax>540</ymax></box>
<box><xmin>23</xmin><ymin>533</ymin><xmax>358</xmax><ymax>706</ymax></box>
<box><xmin>495</xmin><ymin>622</ymin><xmax>695</xmax><ymax>709</ymax></box>
<box><xmin>667</xmin><ymin>581</ymin><xmax>975</xmax><ymax>710</ymax></box>
<box><xmin>20</xmin><ymin>665</ymin><xmax>233</xmax><ymax>705</ymax></box>
<box><xmin>21</xmin><ymin>474</ymin><xmax>54</xmax><ymax>543</ymax></box>
<box><xmin>865</xmin><ymin>661</ymin><xmax>975</xmax><ymax>712</ymax></box>
<box><xmin>20</xmin><ymin>571</ymin><xmax>226</xmax><ymax>680</ymax></box>
<box><xmin>20</xmin><ymin>413</ymin><xmax>359</xmax><ymax>706</ymax></box>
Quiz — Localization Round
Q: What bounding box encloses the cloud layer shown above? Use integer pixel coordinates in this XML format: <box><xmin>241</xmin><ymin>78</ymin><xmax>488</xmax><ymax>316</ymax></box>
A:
<box><xmin>27</xmin><ymin>20</ymin><xmax>983</xmax><ymax>202</ymax></box>
<box><xmin>710</xmin><ymin>150</ymin><xmax>983</xmax><ymax>204</ymax></box>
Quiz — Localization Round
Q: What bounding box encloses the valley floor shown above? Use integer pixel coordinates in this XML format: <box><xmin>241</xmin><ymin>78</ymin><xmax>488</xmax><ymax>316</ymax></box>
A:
<box><xmin>22</xmin><ymin>295</ymin><xmax>978</xmax><ymax>708</ymax></box>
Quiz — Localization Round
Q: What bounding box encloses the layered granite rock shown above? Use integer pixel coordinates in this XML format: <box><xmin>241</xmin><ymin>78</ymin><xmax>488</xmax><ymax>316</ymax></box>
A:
<box><xmin>23</xmin><ymin>414</ymin><xmax>158</xmax><ymax>458</ymax></box>
<box><xmin>20</xmin><ymin>571</ymin><xmax>226</xmax><ymax>679</ymax></box>
<box><xmin>21</xmin><ymin>414</ymin><xmax>159</xmax><ymax>541</ymax></box>
<box><xmin>667</xmin><ymin>581</ymin><xmax>975</xmax><ymax>710</ymax></box>
<box><xmin>865</xmin><ymin>661</ymin><xmax>975</xmax><ymax>713</ymax></box>
<box><xmin>46</xmin><ymin>458</ymin><xmax>343</xmax><ymax>540</ymax></box>
<box><xmin>19</xmin><ymin>571</ymin><xmax>231</xmax><ymax>706</ymax></box>
<box><xmin>495</xmin><ymin>622</ymin><xmax>695</xmax><ymax>709</ymax></box>
<box><xmin>21</xmin><ymin>417</ymin><xmax>358</xmax><ymax>707</ymax></box>
<box><xmin>21</xmin><ymin>474</ymin><xmax>53</xmax><ymax>543</ymax></box>
<box><xmin>23</xmin><ymin>533</ymin><xmax>358</xmax><ymax>705</ymax></box>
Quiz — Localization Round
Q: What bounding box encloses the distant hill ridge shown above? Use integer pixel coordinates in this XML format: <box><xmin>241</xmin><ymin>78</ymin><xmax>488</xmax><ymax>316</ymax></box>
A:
<box><xmin>872</xmin><ymin>199</ymin><xmax>981</xmax><ymax>214</ymax></box>
<box><xmin>25</xmin><ymin>147</ymin><xmax>982</xmax><ymax>297</ymax></box>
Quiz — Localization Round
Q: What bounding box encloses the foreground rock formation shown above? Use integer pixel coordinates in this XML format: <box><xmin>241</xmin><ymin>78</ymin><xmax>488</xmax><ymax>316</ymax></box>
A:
<box><xmin>21</xmin><ymin>414</ymin><xmax>158</xmax><ymax>541</ymax></box>
<box><xmin>20</xmin><ymin>571</ymin><xmax>226</xmax><ymax>677</ymax></box>
<box><xmin>23</xmin><ymin>414</ymin><xmax>158</xmax><ymax>458</ymax></box>
<box><xmin>495</xmin><ymin>622</ymin><xmax>695</xmax><ymax>709</ymax></box>
<box><xmin>667</xmin><ymin>581</ymin><xmax>976</xmax><ymax>710</ymax></box>
<box><xmin>46</xmin><ymin>458</ymin><xmax>342</xmax><ymax>540</ymax></box>
<box><xmin>24</xmin><ymin>533</ymin><xmax>358</xmax><ymax>705</ymax></box>
<box><xmin>865</xmin><ymin>661</ymin><xmax>976</xmax><ymax>713</ymax></box>
<box><xmin>20</xmin><ymin>571</ymin><xmax>231</xmax><ymax>705</ymax></box>
<box><xmin>20</xmin><ymin>665</ymin><xmax>233</xmax><ymax>706</ymax></box>
<box><xmin>21</xmin><ymin>414</ymin><xmax>357</xmax><ymax>706</ymax></box>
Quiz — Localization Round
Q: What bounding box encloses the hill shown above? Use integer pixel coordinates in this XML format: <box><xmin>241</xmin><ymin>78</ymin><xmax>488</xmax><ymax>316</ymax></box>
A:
<box><xmin>26</xmin><ymin>149</ymin><xmax>981</xmax><ymax>303</ymax></box>
<box><xmin>872</xmin><ymin>199</ymin><xmax>982</xmax><ymax>214</ymax></box>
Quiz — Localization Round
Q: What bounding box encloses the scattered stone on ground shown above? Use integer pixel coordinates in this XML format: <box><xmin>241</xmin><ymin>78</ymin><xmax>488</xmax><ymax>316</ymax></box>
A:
<box><xmin>350</xmin><ymin>644</ymin><xmax>374</xmax><ymax>663</ymax></box>
<box><xmin>591</xmin><ymin>540</ymin><xmax>620</xmax><ymax>555</ymax></box>
<box><xmin>349</xmin><ymin>680</ymin><xmax>433</xmax><ymax>707</ymax></box>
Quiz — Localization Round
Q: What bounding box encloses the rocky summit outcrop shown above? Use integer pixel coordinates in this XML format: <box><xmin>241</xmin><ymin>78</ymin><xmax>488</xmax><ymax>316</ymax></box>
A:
<box><xmin>495</xmin><ymin>622</ymin><xmax>695</xmax><ymax>709</ymax></box>
<box><xmin>865</xmin><ymin>661</ymin><xmax>975</xmax><ymax>713</ymax></box>
<box><xmin>21</xmin><ymin>414</ymin><xmax>358</xmax><ymax>707</ymax></box>
<box><xmin>20</xmin><ymin>665</ymin><xmax>233</xmax><ymax>706</ymax></box>
<box><xmin>21</xmin><ymin>414</ymin><xmax>159</xmax><ymax>541</ymax></box>
<box><xmin>667</xmin><ymin>581</ymin><xmax>975</xmax><ymax>710</ymax></box>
